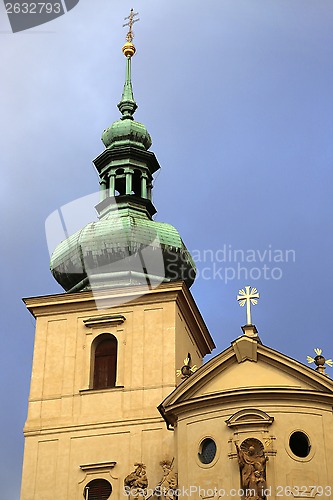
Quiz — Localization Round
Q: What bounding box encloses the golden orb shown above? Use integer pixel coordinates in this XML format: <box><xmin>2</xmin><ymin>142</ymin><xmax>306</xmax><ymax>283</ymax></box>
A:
<box><xmin>122</xmin><ymin>42</ymin><xmax>136</xmax><ymax>57</ymax></box>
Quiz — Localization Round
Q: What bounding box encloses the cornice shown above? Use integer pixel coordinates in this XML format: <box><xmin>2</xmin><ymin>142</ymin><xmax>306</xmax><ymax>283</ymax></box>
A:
<box><xmin>159</xmin><ymin>335</ymin><xmax>333</xmax><ymax>428</ymax></box>
<box><xmin>83</xmin><ymin>314</ymin><xmax>126</xmax><ymax>327</ymax></box>
<box><xmin>162</xmin><ymin>340</ymin><xmax>333</xmax><ymax>410</ymax></box>
<box><xmin>175</xmin><ymin>283</ymin><xmax>215</xmax><ymax>356</ymax></box>
<box><xmin>23</xmin><ymin>281</ymin><xmax>185</xmax><ymax>317</ymax></box>
<box><xmin>80</xmin><ymin>461</ymin><xmax>116</xmax><ymax>472</ymax></box>
<box><xmin>23</xmin><ymin>415</ymin><xmax>165</xmax><ymax>437</ymax></box>
<box><xmin>161</xmin><ymin>387</ymin><xmax>333</xmax><ymax>427</ymax></box>
<box><xmin>23</xmin><ymin>281</ymin><xmax>215</xmax><ymax>356</ymax></box>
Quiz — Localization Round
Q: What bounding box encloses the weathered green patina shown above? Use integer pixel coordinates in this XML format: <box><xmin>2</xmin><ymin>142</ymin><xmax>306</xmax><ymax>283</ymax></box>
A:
<box><xmin>50</xmin><ymin>50</ymin><xmax>196</xmax><ymax>292</ymax></box>
<box><xmin>102</xmin><ymin>56</ymin><xmax>152</xmax><ymax>151</ymax></box>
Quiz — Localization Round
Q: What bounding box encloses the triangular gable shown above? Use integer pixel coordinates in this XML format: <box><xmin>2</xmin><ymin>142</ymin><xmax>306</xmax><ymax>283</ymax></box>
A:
<box><xmin>198</xmin><ymin>360</ymin><xmax>313</xmax><ymax>397</ymax></box>
<box><xmin>162</xmin><ymin>336</ymin><xmax>333</xmax><ymax>408</ymax></box>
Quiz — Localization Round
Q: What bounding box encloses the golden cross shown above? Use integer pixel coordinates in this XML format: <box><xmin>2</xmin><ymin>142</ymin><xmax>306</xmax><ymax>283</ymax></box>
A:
<box><xmin>123</xmin><ymin>8</ymin><xmax>140</xmax><ymax>43</ymax></box>
<box><xmin>237</xmin><ymin>286</ymin><xmax>260</xmax><ymax>325</ymax></box>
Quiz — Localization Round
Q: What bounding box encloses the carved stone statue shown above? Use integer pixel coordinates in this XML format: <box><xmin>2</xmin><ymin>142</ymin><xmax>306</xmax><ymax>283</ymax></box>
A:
<box><xmin>124</xmin><ymin>463</ymin><xmax>148</xmax><ymax>499</ymax></box>
<box><xmin>236</xmin><ymin>439</ymin><xmax>268</xmax><ymax>500</ymax></box>
<box><xmin>154</xmin><ymin>460</ymin><xmax>178</xmax><ymax>500</ymax></box>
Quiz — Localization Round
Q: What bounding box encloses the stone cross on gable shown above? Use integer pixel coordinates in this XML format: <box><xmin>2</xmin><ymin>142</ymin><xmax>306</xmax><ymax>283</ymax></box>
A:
<box><xmin>237</xmin><ymin>286</ymin><xmax>260</xmax><ymax>326</ymax></box>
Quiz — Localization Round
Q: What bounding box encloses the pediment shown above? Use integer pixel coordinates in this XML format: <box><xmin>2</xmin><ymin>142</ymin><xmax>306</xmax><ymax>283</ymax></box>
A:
<box><xmin>161</xmin><ymin>338</ymin><xmax>333</xmax><ymax>412</ymax></box>
<box><xmin>226</xmin><ymin>408</ymin><xmax>274</xmax><ymax>428</ymax></box>
<box><xmin>196</xmin><ymin>359</ymin><xmax>317</xmax><ymax>397</ymax></box>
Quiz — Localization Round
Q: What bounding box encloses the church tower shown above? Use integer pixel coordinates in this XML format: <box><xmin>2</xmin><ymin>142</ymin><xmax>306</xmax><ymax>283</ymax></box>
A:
<box><xmin>22</xmin><ymin>10</ymin><xmax>333</xmax><ymax>500</ymax></box>
<box><xmin>20</xmin><ymin>13</ymin><xmax>214</xmax><ymax>500</ymax></box>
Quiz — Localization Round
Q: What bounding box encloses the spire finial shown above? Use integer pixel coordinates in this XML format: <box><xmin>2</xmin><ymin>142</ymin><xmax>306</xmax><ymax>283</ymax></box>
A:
<box><xmin>176</xmin><ymin>353</ymin><xmax>198</xmax><ymax>379</ymax></box>
<box><xmin>118</xmin><ymin>9</ymin><xmax>140</xmax><ymax>119</ymax></box>
<box><xmin>237</xmin><ymin>286</ymin><xmax>260</xmax><ymax>326</ymax></box>
<box><xmin>122</xmin><ymin>8</ymin><xmax>139</xmax><ymax>58</ymax></box>
<box><xmin>307</xmin><ymin>348</ymin><xmax>333</xmax><ymax>376</ymax></box>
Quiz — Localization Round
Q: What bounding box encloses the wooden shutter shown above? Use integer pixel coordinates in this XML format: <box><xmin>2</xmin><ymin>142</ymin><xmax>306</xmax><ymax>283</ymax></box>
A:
<box><xmin>93</xmin><ymin>337</ymin><xmax>117</xmax><ymax>389</ymax></box>
<box><xmin>85</xmin><ymin>479</ymin><xmax>112</xmax><ymax>500</ymax></box>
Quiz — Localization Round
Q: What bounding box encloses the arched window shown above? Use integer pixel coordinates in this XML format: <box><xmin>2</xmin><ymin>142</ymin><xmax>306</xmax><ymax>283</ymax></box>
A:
<box><xmin>131</xmin><ymin>169</ymin><xmax>142</xmax><ymax>196</ymax></box>
<box><xmin>114</xmin><ymin>168</ymin><xmax>126</xmax><ymax>195</ymax></box>
<box><xmin>84</xmin><ymin>478</ymin><xmax>112</xmax><ymax>499</ymax></box>
<box><xmin>93</xmin><ymin>335</ymin><xmax>117</xmax><ymax>389</ymax></box>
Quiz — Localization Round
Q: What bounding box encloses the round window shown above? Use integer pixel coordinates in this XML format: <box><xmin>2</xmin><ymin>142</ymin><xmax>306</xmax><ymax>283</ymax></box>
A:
<box><xmin>289</xmin><ymin>431</ymin><xmax>311</xmax><ymax>458</ymax></box>
<box><xmin>84</xmin><ymin>479</ymin><xmax>112</xmax><ymax>500</ymax></box>
<box><xmin>198</xmin><ymin>438</ymin><xmax>217</xmax><ymax>464</ymax></box>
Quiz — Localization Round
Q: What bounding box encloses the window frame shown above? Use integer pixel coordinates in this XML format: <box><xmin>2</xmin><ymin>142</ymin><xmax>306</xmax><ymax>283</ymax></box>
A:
<box><xmin>84</xmin><ymin>478</ymin><xmax>112</xmax><ymax>500</ymax></box>
<box><xmin>91</xmin><ymin>333</ymin><xmax>118</xmax><ymax>390</ymax></box>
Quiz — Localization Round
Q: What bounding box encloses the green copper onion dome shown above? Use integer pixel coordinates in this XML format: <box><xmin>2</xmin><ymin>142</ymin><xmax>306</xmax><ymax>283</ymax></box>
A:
<box><xmin>50</xmin><ymin>36</ymin><xmax>196</xmax><ymax>292</ymax></box>
<box><xmin>50</xmin><ymin>201</ymin><xmax>196</xmax><ymax>292</ymax></box>
<box><xmin>102</xmin><ymin>118</ymin><xmax>152</xmax><ymax>151</ymax></box>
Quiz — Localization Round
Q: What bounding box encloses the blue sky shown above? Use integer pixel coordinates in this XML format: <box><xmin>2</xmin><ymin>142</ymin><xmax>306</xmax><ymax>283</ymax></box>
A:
<box><xmin>1</xmin><ymin>1</ymin><xmax>333</xmax><ymax>497</ymax></box>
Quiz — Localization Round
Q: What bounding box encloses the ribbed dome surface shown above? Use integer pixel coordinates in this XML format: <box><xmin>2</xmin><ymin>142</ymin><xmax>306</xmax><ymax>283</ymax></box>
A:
<box><xmin>50</xmin><ymin>207</ymin><xmax>196</xmax><ymax>292</ymax></box>
<box><xmin>102</xmin><ymin>118</ymin><xmax>152</xmax><ymax>150</ymax></box>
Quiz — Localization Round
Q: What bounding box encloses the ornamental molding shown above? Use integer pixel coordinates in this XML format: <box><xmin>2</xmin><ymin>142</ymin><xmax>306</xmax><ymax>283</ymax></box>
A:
<box><xmin>226</xmin><ymin>408</ymin><xmax>274</xmax><ymax>428</ymax></box>
<box><xmin>79</xmin><ymin>462</ymin><xmax>118</xmax><ymax>484</ymax></box>
<box><xmin>83</xmin><ymin>314</ymin><xmax>125</xmax><ymax>328</ymax></box>
<box><xmin>80</xmin><ymin>461</ymin><xmax>117</xmax><ymax>472</ymax></box>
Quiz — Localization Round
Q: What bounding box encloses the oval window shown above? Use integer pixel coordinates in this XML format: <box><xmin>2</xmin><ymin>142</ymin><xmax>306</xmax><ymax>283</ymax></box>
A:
<box><xmin>84</xmin><ymin>478</ymin><xmax>112</xmax><ymax>500</ymax></box>
<box><xmin>289</xmin><ymin>431</ymin><xmax>311</xmax><ymax>458</ymax></box>
<box><xmin>198</xmin><ymin>438</ymin><xmax>217</xmax><ymax>464</ymax></box>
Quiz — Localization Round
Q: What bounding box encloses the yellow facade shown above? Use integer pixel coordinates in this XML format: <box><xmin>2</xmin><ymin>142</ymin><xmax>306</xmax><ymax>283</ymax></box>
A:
<box><xmin>20</xmin><ymin>282</ymin><xmax>214</xmax><ymax>500</ymax></box>
<box><xmin>21</xmin><ymin>280</ymin><xmax>333</xmax><ymax>499</ymax></box>
<box><xmin>161</xmin><ymin>334</ymin><xmax>333</xmax><ymax>498</ymax></box>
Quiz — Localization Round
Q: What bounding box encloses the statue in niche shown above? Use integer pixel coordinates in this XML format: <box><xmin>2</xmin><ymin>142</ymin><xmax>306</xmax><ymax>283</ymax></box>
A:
<box><xmin>124</xmin><ymin>463</ymin><xmax>148</xmax><ymax>500</ymax></box>
<box><xmin>236</xmin><ymin>438</ymin><xmax>268</xmax><ymax>499</ymax></box>
<box><xmin>153</xmin><ymin>460</ymin><xmax>178</xmax><ymax>500</ymax></box>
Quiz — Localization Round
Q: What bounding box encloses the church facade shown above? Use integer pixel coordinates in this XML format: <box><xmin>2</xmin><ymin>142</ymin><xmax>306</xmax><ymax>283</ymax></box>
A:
<box><xmin>21</xmin><ymin>14</ymin><xmax>333</xmax><ymax>500</ymax></box>
<box><xmin>160</xmin><ymin>330</ymin><xmax>333</xmax><ymax>498</ymax></box>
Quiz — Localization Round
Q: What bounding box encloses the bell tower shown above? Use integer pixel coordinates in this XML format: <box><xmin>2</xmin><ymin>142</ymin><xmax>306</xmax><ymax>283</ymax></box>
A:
<box><xmin>20</xmin><ymin>11</ymin><xmax>214</xmax><ymax>500</ymax></box>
